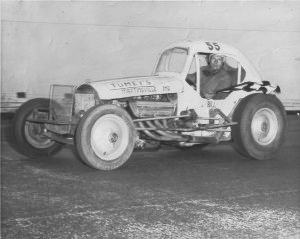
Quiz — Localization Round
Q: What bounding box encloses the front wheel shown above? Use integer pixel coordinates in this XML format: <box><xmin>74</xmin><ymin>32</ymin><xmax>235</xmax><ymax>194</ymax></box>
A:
<box><xmin>232</xmin><ymin>94</ymin><xmax>287</xmax><ymax>160</ymax></box>
<box><xmin>75</xmin><ymin>104</ymin><xmax>136</xmax><ymax>170</ymax></box>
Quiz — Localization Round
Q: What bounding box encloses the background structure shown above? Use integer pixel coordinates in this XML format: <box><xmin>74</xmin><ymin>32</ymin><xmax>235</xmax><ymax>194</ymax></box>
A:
<box><xmin>1</xmin><ymin>1</ymin><xmax>300</xmax><ymax>111</ymax></box>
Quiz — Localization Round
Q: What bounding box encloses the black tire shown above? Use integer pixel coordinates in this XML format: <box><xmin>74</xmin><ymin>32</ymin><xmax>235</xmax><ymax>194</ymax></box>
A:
<box><xmin>76</xmin><ymin>104</ymin><xmax>136</xmax><ymax>170</ymax></box>
<box><xmin>11</xmin><ymin>98</ymin><xmax>64</xmax><ymax>157</ymax></box>
<box><xmin>232</xmin><ymin>93</ymin><xmax>287</xmax><ymax>160</ymax></box>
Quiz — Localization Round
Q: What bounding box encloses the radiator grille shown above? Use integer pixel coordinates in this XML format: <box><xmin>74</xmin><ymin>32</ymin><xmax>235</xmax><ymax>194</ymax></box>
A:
<box><xmin>47</xmin><ymin>85</ymin><xmax>76</xmax><ymax>134</ymax></box>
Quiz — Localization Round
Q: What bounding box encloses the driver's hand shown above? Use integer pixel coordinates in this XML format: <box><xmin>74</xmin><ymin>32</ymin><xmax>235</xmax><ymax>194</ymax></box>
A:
<box><xmin>205</xmin><ymin>92</ymin><xmax>216</xmax><ymax>99</ymax></box>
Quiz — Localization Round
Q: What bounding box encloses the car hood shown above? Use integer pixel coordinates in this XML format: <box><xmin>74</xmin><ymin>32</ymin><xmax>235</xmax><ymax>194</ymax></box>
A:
<box><xmin>87</xmin><ymin>75</ymin><xmax>184</xmax><ymax>100</ymax></box>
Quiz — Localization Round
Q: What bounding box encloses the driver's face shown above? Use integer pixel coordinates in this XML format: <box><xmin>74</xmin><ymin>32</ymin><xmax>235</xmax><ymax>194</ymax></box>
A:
<box><xmin>210</xmin><ymin>55</ymin><xmax>223</xmax><ymax>71</ymax></box>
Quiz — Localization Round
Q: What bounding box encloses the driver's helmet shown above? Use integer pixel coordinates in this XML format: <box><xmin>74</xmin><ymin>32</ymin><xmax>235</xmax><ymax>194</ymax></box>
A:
<box><xmin>209</xmin><ymin>54</ymin><xmax>225</xmax><ymax>72</ymax></box>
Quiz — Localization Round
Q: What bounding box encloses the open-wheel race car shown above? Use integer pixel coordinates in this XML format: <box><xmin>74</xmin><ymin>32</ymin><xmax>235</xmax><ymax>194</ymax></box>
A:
<box><xmin>11</xmin><ymin>40</ymin><xmax>288</xmax><ymax>170</ymax></box>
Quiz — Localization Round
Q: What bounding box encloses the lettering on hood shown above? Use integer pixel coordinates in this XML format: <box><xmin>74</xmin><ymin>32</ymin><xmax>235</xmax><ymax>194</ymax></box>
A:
<box><xmin>108</xmin><ymin>79</ymin><xmax>152</xmax><ymax>89</ymax></box>
<box><xmin>107</xmin><ymin>79</ymin><xmax>157</xmax><ymax>95</ymax></box>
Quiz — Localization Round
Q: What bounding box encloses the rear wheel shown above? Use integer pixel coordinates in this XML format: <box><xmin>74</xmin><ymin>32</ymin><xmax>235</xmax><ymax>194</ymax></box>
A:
<box><xmin>232</xmin><ymin>94</ymin><xmax>287</xmax><ymax>160</ymax></box>
<box><xmin>11</xmin><ymin>98</ymin><xmax>64</xmax><ymax>157</ymax></box>
<box><xmin>76</xmin><ymin>104</ymin><xmax>136</xmax><ymax>170</ymax></box>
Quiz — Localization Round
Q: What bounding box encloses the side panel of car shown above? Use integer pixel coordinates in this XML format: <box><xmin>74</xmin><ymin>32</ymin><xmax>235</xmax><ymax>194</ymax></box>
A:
<box><xmin>177</xmin><ymin>82</ymin><xmax>211</xmax><ymax>118</ymax></box>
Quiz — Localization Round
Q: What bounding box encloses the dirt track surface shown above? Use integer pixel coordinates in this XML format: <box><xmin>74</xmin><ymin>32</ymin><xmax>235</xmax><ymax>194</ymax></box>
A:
<box><xmin>1</xmin><ymin>115</ymin><xmax>300</xmax><ymax>238</ymax></box>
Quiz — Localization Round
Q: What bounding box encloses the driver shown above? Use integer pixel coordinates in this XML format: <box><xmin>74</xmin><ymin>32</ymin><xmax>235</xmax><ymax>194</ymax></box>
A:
<box><xmin>200</xmin><ymin>54</ymin><xmax>233</xmax><ymax>99</ymax></box>
<box><xmin>187</xmin><ymin>54</ymin><xmax>233</xmax><ymax>99</ymax></box>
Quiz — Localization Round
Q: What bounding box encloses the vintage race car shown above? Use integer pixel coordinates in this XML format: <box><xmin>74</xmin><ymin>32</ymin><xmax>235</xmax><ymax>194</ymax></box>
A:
<box><xmin>11</xmin><ymin>40</ymin><xmax>287</xmax><ymax>170</ymax></box>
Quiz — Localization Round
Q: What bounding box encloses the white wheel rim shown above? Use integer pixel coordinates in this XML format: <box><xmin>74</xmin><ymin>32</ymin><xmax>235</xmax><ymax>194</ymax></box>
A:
<box><xmin>251</xmin><ymin>108</ymin><xmax>278</xmax><ymax>145</ymax></box>
<box><xmin>91</xmin><ymin>114</ymin><xmax>129</xmax><ymax>161</ymax></box>
<box><xmin>25</xmin><ymin>122</ymin><xmax>55</xmax><ymax>148</ymax></box>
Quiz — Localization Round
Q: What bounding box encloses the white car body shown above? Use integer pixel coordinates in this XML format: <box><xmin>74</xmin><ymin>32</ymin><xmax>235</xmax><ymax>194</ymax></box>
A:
<box><xmin>86</xmin><ymin>40</ymin><xmax>277</xmax><ymax>118</ymax></box>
